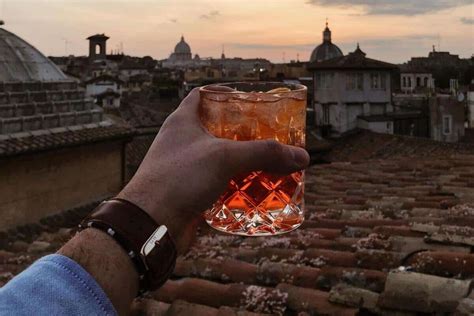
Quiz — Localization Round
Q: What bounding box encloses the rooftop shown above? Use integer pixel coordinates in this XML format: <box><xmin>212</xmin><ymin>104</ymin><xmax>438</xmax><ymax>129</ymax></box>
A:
<box><xmin>86</xmin><ymin>33</ymin><xmax>110</xmax><ymax>40</ymax></box>
<box><xmin>0</xmin><ymin>131</ymin><xmax>473</xmax><ymax>315</ymax></box>
<box><xmin>0</xmin><ymin>122</ymin><xmax>134</xmax><ymax>158</ymax></box>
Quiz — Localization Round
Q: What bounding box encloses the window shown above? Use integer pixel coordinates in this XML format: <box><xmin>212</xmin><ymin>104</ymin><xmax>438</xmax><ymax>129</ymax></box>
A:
<box><xmin>402</xmin><ymin>77</ymin><xmax>406</xmax><ymax>87</ymax></box>
<box><xmin>371</xmin><ymin>73</ymin><xmax>387</xmax><ymax>90</ymax></box>
<box><xmin>316</xmin><ymin>73</ymin><xmax>334</xmax><ymax>89</ymax></box>
<box><xmin>322</xmin><ymin>104</ymin><xmax>330</xmax><ymax>125</ymax></box>
<box><xmin>380</xmin><ymin>74</ymin><xmax>386</xmax><ymax>90</ymax></box>
<box><xmin>443</xmin><ymin>115</ymin><xmax>452</xmax><ymax>135</ymax></box>
<box><xmin>346</xmin><ymin>73</ymin><xmax>364</xmax><ymax>91</ymax></box>
<box><xmin>424</xmin><ymin>77</ymin><xmax>429</xmax><ymax>87</ymax></box>
<box><xmin>371</xmin><ymin>73</ymin><xmax>379</xmax><ymax>89</ymax></box>
<box><xmin>108</xmin><ymin>98</ymin><xmax>113</xmax><ymax>106</ymax></box>
<box><xmin>357</xmin><ymin>73</ymin><xmax>363</xmax><ymax>90</ymax></box>
<box><xmin>416</xmin><ymin>77</ymin><xmax>421</xmax><ymax>87</ymax></box>
<box><xmin>408</xmin><ymin>77</ymin><xmax>412</xmax><ymax>88</ymax></box>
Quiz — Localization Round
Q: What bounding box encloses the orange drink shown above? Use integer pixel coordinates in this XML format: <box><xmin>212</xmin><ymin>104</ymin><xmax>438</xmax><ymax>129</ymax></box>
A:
<box><xmin>200</xmin><ymin>82</ymin><xmax>306</xmax><ymax>236</ymax></box>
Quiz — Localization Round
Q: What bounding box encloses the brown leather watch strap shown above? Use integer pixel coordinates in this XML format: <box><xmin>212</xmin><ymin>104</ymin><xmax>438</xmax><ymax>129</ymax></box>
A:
<box><xmin>79</xmin><ymin>198</ymin><xmax>177</xmax><ymax>293</ymax></box>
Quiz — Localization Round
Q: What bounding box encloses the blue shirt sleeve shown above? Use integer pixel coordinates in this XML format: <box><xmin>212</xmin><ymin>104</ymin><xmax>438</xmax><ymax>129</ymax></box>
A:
<box><xmin>0</xmin><ymin>254</ymin><xmax>117</xmax><ymax>316</ymax></box>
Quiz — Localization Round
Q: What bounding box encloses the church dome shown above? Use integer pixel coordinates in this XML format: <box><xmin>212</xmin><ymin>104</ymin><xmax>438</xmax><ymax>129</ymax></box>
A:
<box><xmin>310</xmin><ymin>23</ymin><xmax>343</xmax><ymax>63</ymax></box>
<box><xmin>0</xmin><ymin>27</ymin><xmax>68</xmax><ymax>82</ymax></box>
<box><xmin>174</xmin><ymin>36</ymin><xmax>191</xmax><ymax>54</ymax></box>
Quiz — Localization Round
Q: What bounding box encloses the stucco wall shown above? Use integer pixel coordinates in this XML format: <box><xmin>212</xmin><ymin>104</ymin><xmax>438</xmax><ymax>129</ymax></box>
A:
<box><xmin>86</xmin><ymin>81</ymin><xmax>120</xmax><ymax>98</ymax></box>
<box><xmin>369</xmin><ymin>121</ymin><xmax>393</xmax><ymax>134</ymax></box>
<box><xmin>429</xmin><ymin>97</ymin><xmax>465</xmax><ymax>143</ymax></box>
<box><xmin>0</xmin><ymin>141</ymin><xmax>124</xmax><ymax>230</ymax></box>
<box><xmin>468</xmin><ymin>91</ymin><xmax>474</xmax><ymax>127</ymax></box>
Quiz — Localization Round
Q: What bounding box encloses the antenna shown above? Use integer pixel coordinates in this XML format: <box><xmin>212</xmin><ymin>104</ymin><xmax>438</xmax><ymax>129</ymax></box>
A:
<box><xmin>282</xmin><ymin>52</ymin><xmax>286</xmax><ymax>63</ymax></box>
<box><xmin>61</xmin><ymin>38</ymin><xmax>71</xmax><ymax>55</ymax></box>
<box><xmin>297</xmin><ymin>53</ymin><xmax>300</xmax><ymax>62</ymax></box>
<box><xmin>120</xmin><ymin>42</ymin><xmax>124</xmax><ymax>54</ymax></box>
<box><xmin>437</xmin><ymin>33</ymin><xmax>441</xmax><ymax>51</ymax></box>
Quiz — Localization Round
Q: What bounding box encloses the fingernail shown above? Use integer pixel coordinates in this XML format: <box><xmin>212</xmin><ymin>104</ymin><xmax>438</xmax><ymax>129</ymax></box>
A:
<box><xmin>293</xmin><ymin>149</ymin><xmax>309</xmax><ymax>168</ymax></box>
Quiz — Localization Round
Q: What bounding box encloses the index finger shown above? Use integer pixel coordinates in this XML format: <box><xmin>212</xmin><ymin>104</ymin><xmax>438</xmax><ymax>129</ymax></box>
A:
<box><xmin>176</xmin><ymin>87</ymin><xmax>201</xmax><ymax>114</ymax></box>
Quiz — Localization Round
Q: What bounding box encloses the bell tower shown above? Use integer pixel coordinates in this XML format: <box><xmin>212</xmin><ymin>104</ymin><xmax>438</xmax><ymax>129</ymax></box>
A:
<box><xmin>87</xmin><ymin>34</ymin><xmax>109</xmax><ymax>60</ymax></box>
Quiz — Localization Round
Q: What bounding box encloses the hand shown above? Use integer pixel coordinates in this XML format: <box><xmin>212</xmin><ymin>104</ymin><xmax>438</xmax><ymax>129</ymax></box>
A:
<box><xmin>118</xmin><ymin>87</ymin><xmax>309</xmax><ymax>252</ymax></box>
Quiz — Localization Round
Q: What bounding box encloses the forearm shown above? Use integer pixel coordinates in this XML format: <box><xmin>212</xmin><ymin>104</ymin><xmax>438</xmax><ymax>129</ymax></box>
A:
<box><xmin>58</xmin><ymin>228</ymin><xmax>139</xmax><ymax>315</ymax></box>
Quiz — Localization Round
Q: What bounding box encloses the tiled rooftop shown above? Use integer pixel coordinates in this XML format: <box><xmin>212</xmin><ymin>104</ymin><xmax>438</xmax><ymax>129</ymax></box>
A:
<box><xmin>1</xmin><ymin>131</ymin><xmax>473</xmax><ymax>315</ymax></box>
<box><xmin>0</xmin><ymin>123</ymin><xmax>134</xmax><ymax>158</ymax></box>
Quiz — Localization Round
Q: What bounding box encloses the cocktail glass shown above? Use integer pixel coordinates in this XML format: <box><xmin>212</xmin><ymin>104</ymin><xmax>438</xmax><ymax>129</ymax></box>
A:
<box><xmin>200</xmin><ymin>82</ymin><xmax>307</xmax><ymax>236</ymax></box>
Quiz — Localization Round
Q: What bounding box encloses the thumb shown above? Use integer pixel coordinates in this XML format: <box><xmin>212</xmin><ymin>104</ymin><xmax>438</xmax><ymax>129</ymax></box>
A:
<box><xmin>224</xmin><ymin>139</ymin><xmax>310</xmax><ymax>175</ymax></box>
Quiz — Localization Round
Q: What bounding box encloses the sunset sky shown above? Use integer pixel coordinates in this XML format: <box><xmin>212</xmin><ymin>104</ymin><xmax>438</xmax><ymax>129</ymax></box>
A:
<box><xmin>1</xmin><ymin>0</ymin><xmax>473</xmax><ymax>63</ymax></box>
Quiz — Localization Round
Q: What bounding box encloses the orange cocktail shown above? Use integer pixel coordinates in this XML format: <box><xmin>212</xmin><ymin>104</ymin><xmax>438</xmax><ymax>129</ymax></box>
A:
<box><xmin>200</xmin><ymin>82</ymin><xmax>306</xmax><ymax>236</ymax></box>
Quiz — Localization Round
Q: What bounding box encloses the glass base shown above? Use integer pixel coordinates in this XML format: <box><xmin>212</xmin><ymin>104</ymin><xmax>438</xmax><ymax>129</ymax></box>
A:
<box><xmin>204</xmin><ymin>204</ymin><xmax>304</xmax><ymax>236</ymax></box>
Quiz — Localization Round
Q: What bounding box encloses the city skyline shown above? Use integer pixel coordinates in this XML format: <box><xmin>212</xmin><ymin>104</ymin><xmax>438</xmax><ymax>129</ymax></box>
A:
<box><xmin>0</xmin><ymin>0</ymin><xmax>473</xmax><ymax>63</ymax></box>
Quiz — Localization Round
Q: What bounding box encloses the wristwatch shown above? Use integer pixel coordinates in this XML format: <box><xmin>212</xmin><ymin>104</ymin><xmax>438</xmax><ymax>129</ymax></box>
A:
<box><xmin>78</xmin><ymin>198</ymin><xmax>177</xmax><ymax>293</ymax></box>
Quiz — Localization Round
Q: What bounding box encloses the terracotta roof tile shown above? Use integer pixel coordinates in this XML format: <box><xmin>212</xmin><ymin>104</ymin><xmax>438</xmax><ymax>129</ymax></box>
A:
<box><xmin>143</xmin><ymin>136</ymin><xmax>474</xmax><ymax>314</ymax></box>
<box><xmin>378</xmin><ymin>271</ymin><xmax>471</xmax><ymax>313</ymax></box>
<box><xmin>406</xmin><ymin>251</ymin><xmax>474</xmax><ymax>278</ymax></box>
<box><xmin>328</xmin><ymin>284</ymin><xmax>379</xmax><ymax>310</ymax></box>
<box><xmin>276</xmin><ymin>283</ymin><xmax>358</xmax><ymax>315</ymax></box>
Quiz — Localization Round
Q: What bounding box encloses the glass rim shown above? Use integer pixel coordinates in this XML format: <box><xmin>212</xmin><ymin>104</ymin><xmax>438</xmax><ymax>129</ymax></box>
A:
<box><xmin>200</xmin><ymin>81</ymin><xmax>307</xmax><ymax>94</ymax></box>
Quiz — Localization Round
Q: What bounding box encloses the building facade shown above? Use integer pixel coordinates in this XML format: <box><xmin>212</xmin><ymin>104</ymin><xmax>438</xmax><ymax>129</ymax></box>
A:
<box><xmin>400</xmin><ymin>68</ymin><xmax>435</xmax><ymax>94</ymax></box>
<box><xmin>429</xmin><ymin>95</ymin><xmax>465</xmax><ymax>142</ymax></box>
<box><xmin>468</xmin><ymin>82</ymin><xmax>474</xmax><ymax>128</ymax></box>
<box><xmin>85</xmin><ymin>74</ymin><xmax>123</xmax><ymax>108</ymax></box>
<box><xmin>309</xmin><ymin>45</ymin><xmax>397</xmax><ymax>136</ymax></box>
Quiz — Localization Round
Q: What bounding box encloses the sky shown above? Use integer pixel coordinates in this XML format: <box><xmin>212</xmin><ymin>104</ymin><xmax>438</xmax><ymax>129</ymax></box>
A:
<box><xmin>0</xmin><ymin>0</ymin><xmax>473</xmax><ymax>63</ymax></box>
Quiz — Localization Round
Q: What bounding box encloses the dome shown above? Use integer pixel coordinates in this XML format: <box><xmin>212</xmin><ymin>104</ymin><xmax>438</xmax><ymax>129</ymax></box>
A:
<box><xmin>174</xmin><ymin>36</ymin><xmax>191</xmax><ymax>54</ymax></box>
<box><xmin>310</xmin><ymin>42</ymin><xmax>343</xmax><ymax>63</ymax></box>
<box><xmin>0</xmin><ymin>27</ymin><xmax>68</xmax><ymax>82</ymax></box>
<box><xmin>309</xmin><ymin>23</ymin><xmax>343</xmax><ymax>63</ymax></box>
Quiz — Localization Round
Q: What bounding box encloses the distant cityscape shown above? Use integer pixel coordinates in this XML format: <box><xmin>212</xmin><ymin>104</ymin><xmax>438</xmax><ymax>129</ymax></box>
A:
<box><xmin>41</xmin><ymin>22</ymin><xmax>473</xmax><ymax>144</ymax></box>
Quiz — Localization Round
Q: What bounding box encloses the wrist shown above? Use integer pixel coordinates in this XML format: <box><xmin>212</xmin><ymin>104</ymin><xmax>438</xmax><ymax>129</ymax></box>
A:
<box><xmin>79</xmin><ymin>198</ymin><xmax>179</xmax><ymax>292</ymax></box>
<box><xmin>115</xmin><ymin>189</ymin><xmax>198</xmax><ymax>254</ymax></box>
<box><xmin>58</xmin><ymin>228</ymin><xmax>139</xmax><ymax>314</ymax></box>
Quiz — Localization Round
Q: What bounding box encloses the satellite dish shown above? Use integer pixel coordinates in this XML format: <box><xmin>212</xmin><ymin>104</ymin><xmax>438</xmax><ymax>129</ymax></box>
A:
<box><xmin>457</xmin><ymin>92</ymin><xmax>465</xmax><ymax>102</ymax></box>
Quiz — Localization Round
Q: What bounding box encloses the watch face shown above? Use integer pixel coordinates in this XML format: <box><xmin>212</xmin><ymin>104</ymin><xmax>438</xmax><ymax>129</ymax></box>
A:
<box><xmin>141</xmin><ymin>225</ymin><xmax>168</xmax><ymax>256</ymax></box>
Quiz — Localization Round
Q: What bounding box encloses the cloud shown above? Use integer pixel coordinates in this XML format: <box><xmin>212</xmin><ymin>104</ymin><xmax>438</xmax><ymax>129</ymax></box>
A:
<box><xmin>306</xmin><ymin>0</ymin><xmax>471</xmax><ymax>15</ymax></box>
<box><xmin>230</xmin><ymin>34</ymin><xmax>437</xmax><ymax>51</ymax></box>
<box><xmin>169</xmin><ymin>18</ymin><xmax>178</xmax><ymax>23</ymax></box>
<box><xmin>230</xmin><ymin>43</ymin><xmax>316</xmax><ymax>51</ymax></box>
<box><xmin>200</xmin><ymin>10</ymin><xmax>220</xmax><ymax>20</ymax></box>
<box><xmin>460</xmin><ymin>17</ymin><xmax>474</xmax><ymax>24</ymax></box>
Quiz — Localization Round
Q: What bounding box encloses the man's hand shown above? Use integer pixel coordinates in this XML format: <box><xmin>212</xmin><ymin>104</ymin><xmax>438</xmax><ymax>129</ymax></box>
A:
<box><xmin>58</xmin><ymin>87</ymin><xmax>309</xmax><ymax>315</ymax></box>
<box><xmin>118</xmin><ymin>87</ymin><xmax>310</xmax><ymax>252</ymax></box>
